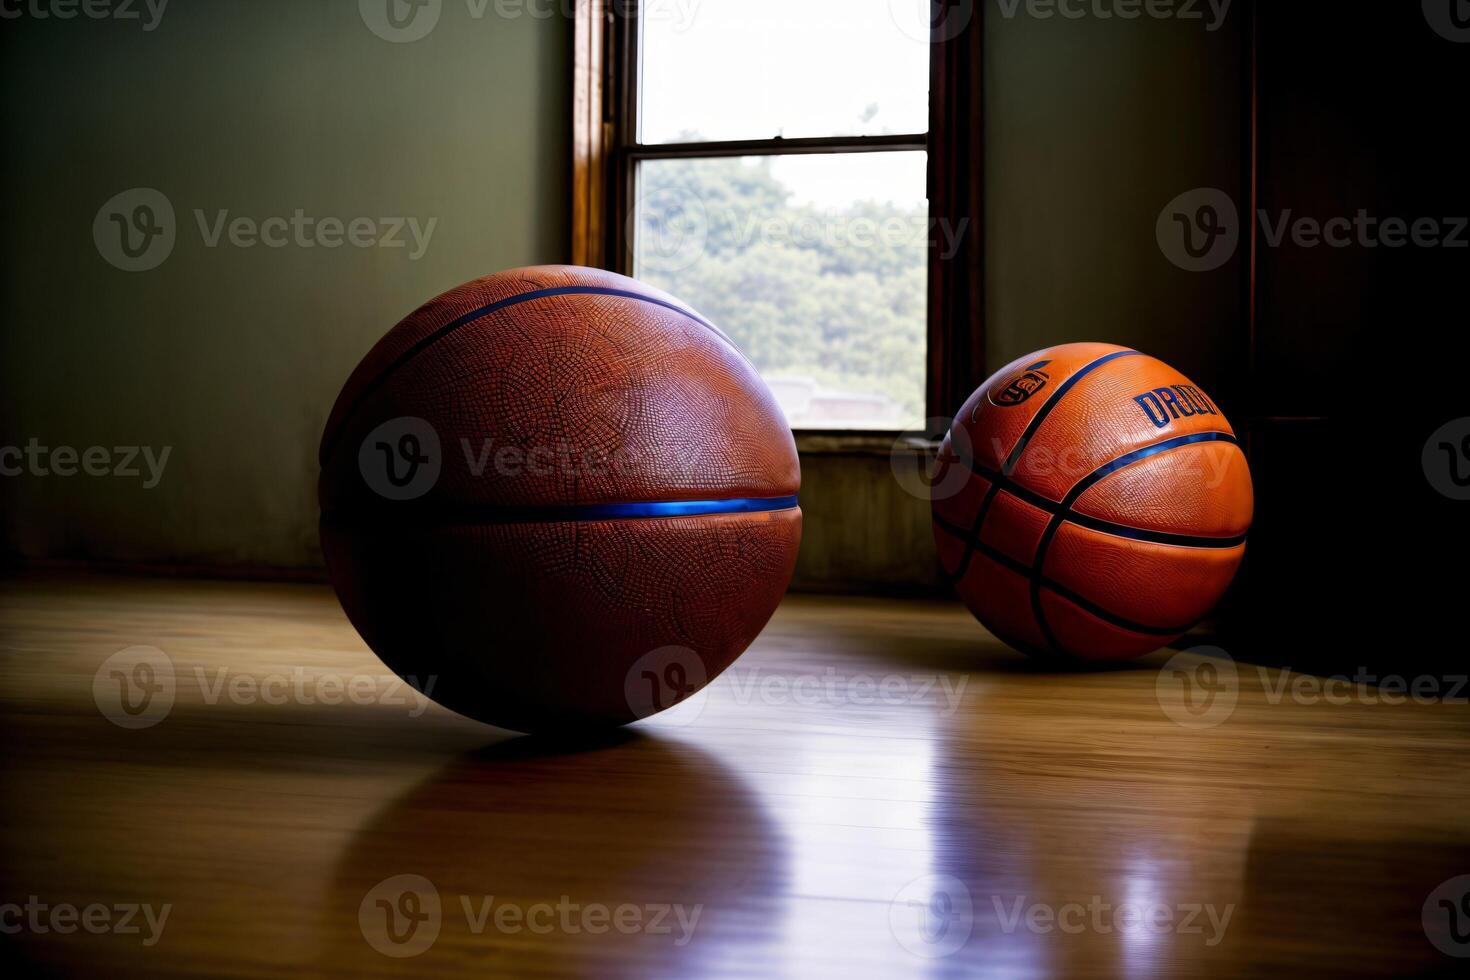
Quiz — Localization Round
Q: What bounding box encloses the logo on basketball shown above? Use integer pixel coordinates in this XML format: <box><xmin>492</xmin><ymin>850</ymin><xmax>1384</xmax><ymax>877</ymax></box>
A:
<box><xmin>988</xmin><ymin>361</ymin><xmax>1052</xmax><ymax>408</ymax></box>
<box><xmin>359</xmin><ymin>874</ymin><xmax>442</xmax><ymax>958</ymax></box>
<box><xmin>890</xmin><ymin>874</ymin><xmax>973</xmax><ymax>958</ymax></box>
<box><xmin>360</xmin><ymin>0</ymin><xmax>442</xmax><ymax>43</ymax></box>
<box><xmin>1156</xmin><ymin>646</ymin><xmax>1239</xmax><ymax>729</ymax></box>
<box><xmin>1423</xmin><ymin>0</ymin><xmax>1470</xmax><ymax>42</ymax></box>
<box><xmin>1132</xmin><ymin>384</ymin><xmax>1221</xmax><ymax>429</ymax></box>
<box><xmin>1157</xmin><ymin>187</ymin><xmax>1239</xmax><ymax>272</ymax></box>
<box><xmin>94</xmin><ymin>188</ymin><xmax>176</xmax><ymax>272</ymax></box>
<box><xmin>1423</xmin><ymin>875</ymin><xmax>1470</xmax><ymax>957</ymax></box>
<box><xmin>624</xmin><ymin>646</ymin><xmax>709</xmax><ymax>727</ymax></box>
<box><xmin>93</xmin><ymin>645</ymin><xmax>176</xmax><ymax>729</ymax></box>
<box><xmin>1423</xmin><ymin>418</ymin><xmax>1470</xmax><ymax>500</ymax></box>
<box><xmin>359</xmin><ymin>417</ymin><xmax>441</xmax><ymax>501</ymax></box>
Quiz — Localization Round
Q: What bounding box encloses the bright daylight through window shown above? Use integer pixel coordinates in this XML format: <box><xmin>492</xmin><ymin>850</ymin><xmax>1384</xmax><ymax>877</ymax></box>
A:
<box><xmin>632</xmin><ymin>0</ymin><xmax>932</xmax><ymax>430</ymax></box>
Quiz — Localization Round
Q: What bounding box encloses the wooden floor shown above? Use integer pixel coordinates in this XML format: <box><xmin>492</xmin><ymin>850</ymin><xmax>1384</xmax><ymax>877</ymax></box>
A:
<box><xmin>2</xmin><ymin>573</ymin><xmax>1468</xmax><ymax>978</ymax></box>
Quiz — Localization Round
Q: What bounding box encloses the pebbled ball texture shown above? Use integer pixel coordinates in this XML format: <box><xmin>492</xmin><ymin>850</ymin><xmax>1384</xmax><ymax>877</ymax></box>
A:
<box><xmin>932</xmin><ymin>343</ymin><xmax>1252</xmax><ymax>660</ymax></box>
<box><xmin>320</xmin><ymin>266</ymin><xmax>801</xmax><ymax>733</ymax></box>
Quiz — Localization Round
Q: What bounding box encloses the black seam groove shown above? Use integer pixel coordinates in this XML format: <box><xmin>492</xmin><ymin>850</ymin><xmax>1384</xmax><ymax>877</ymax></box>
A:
<box><xmin>952</xmin><ymin>448</ymin><xmax>1249</xmax><ymax>549</ymax></box>
<box><xmin>322</xmin><ymin>285</ymin><xmax>732</xmax><ymax>461</ymax></box>
<box><xmin>933</xmin><ymin>514</ymin><xmax>1193</xmax><ymax>637</ymax></box>
<box><xmin>942</xmin><ymin>350</ymin><xmax>1140</xmax><ymax>650</ymax></box>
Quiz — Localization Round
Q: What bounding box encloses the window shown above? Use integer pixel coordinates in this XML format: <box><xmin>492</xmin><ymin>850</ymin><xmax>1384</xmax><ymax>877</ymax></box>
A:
<box><xmin>574</xmin><ymin>1</ymin><xmax>982</xmax><ymax>433</ymax></box>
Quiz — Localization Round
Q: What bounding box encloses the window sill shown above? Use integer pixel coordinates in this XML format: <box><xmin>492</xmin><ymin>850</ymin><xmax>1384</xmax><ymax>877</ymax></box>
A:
<box><xmin>793</xmin><ymin>430</ymin><xmax>941</xmax><ymax>458</ymax></box>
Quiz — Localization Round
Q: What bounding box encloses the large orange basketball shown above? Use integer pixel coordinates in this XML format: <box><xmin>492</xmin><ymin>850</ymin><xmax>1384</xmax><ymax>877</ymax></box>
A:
<box><xmin>319</xmin><ymin>266</ymin><xmax>801</xmax><ymax>733</ymax></box>
<box><xmin>931</xmin><ymin>343</ymin><xmax>1252</xmax><ymax>659</ymax></box>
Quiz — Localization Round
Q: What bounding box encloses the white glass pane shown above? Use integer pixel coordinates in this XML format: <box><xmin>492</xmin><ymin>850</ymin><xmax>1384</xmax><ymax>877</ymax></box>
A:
<box><xmin>639</xmin><ymin>0</ymin><xmax>931</xmax><ymax>144</ymax></box>
<box><xmin>634</xmin><ymin>152</ymin><xmax>929</xmax><ymax>430</ymax></box>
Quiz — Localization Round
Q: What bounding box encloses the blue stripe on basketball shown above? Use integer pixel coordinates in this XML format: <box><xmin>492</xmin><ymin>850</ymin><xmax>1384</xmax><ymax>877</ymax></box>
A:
<box><xmin>324</xmin><ymin>495</ymin><xmax>801</xmax><ymax>526</ymax></box>
<box><xmin>532</xmin><ymin>496</ymin><xmax>801</xmax><ymax>522</ymax></box>
<box><xmin>1064</xmin><ymin>432</ymin><xmax>1240</xmax><ymax>505</ymax></box>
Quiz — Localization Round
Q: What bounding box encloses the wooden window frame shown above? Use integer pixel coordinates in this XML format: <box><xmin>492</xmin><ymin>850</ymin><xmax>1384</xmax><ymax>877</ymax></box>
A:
<box><xmin>572</xmin><ymin>0</ymin><xmax>984</xmax><ymax>433</ymax></box>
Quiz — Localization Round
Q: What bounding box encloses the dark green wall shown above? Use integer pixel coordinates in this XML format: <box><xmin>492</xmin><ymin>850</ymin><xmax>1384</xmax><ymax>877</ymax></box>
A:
<box><xmin>985</xmin><ymin>7</ymin><xmax>1245</xmax><ymax>393</ymax></box>
<box><xmin>1</xmin><ymin>0</ymin><xmax>569</xmax><ymax>567</ymax></box>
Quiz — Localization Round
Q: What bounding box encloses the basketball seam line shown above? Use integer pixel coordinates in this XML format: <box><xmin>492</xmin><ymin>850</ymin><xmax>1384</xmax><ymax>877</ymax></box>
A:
<box><xmin>950</xmin><ymin>447</ymin><xmax>1249</xmax><ymax>549</ymax></box>
<box><xmin>945</xmin><ymin>349</ymin><xmax>1140</xmax><ymax>646</ymax></box>
<box><xmin>932</xmin><ymin>512</ymin><xmax>1191</xmax><ymax>636</ymax></box>
<box><xmin>1007</xmin><ymin>350</ymin><xmax>1141</xmax><ymax>655</ymax></box>
<box><xmin>322</xmin><ymin>285</ymin><xmax>736</xmax><ymax>461</ymax></box>
<box><xmin>321</xmin><ymin>494</ymin><xmax>801</xmax><ymax>526</ymax></box>
<box><xmin>1030</xmin><ymin>431</ymin><xmax>1241</xmax><ymax>644</ymax></box>
<box><xmin>1001</xmin><ymin>349</ymin><xmax>1141</xmax><ymax>476</ymax></box>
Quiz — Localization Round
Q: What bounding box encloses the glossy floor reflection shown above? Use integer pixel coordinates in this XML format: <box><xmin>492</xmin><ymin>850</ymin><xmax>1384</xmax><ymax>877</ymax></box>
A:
<box><xmin>1</xmin><ymin>574</ymin><xmax>1468</xmax><ymax>977</ymax></box>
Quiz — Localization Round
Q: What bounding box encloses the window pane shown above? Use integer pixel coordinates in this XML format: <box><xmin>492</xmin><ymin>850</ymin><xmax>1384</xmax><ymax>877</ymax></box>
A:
<box><xmin>639</xmin><ymin>0</ymin><xmax>931</xmax><ymax>144</ymax></box>
<box><xmin>633</xmin><ymin>152</ymin><xmax>929</xmax><ymax>430</ymax></box>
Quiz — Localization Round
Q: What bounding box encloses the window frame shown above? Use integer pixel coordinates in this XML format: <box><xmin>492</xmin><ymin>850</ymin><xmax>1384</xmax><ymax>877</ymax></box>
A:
<box><xmin>572</xmin><ymin>0</ymin><xmax>983</xmax><ymax>435</ymax></box>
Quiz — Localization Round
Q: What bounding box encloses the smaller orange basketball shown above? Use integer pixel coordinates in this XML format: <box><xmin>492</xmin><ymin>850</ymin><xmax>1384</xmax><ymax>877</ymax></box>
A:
<box><xmin>931</xmin><ymin>343</ymin><xmax>1253</xmax><ymax>659</ymax></box>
